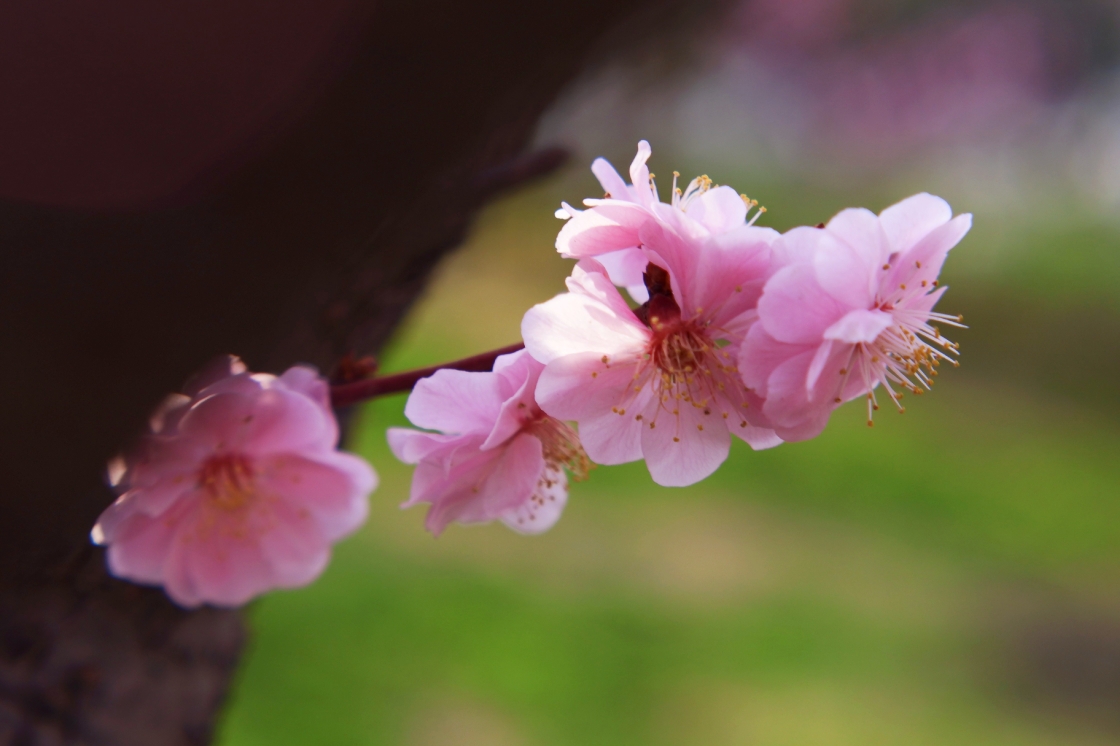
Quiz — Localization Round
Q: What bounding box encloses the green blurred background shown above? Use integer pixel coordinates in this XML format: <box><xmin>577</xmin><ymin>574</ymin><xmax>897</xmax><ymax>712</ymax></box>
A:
<box><xmin>218</xmin><ymin>3</ymin><xmax>1120</xmax><ymax>742</ymax></box>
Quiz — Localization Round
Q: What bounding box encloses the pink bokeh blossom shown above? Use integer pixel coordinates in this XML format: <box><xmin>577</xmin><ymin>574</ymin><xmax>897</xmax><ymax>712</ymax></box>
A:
<box><xmin>739</xmin><ymin>193</ymin><xmax>971</xmax><ymax>440</ymax></box>
<box><xmin>524</xmin><ymin>210</ymin><xmax>782</xmax><ymax>487</ymax></box>
<box><xmin>387</xmin><ymin>349</ymin><xmax>588</xmax><ymax>536</ymax></box>
<box><xmin>555</xmin><ymin>140</ymin><xmax>767</xmax><ymax>302</ymax></box>
<box><xmin>92</xmin><ymin>356</ymin><xmax>376</xmax><ymax>608</ymax></box>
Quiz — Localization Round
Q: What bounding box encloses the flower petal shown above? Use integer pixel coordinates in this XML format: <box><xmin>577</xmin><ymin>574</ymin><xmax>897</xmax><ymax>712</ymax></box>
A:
<box><xmin>685</xmin><ymin>185</ymin><xmax>748</xmax><ymax>234</ymax></box>
<box><xmin>629</xmin><ymin>140</ymin><xmax>655</xmax><ymax>208</ymax></box>
<box><xmin>424</xmin><ymin>433</ymin><xmax>545</xmax><ymax>535</ymax></box>
<box><xmin>758</xmin><ymin>264</ymin><xmax>848</xmax><ymax>344</ymax></box>
<box><xmin>738</xmin><ymin>323</ymin><xmax>815</xmax><ymax>397</ymax></box>
<box><xmin>879</xmin><ymin>193</ymin><xmax>953</xmax><ymax>255</ymax></box>
<box><xmin>403</xmin><ymin>368</ymin><xmax>506</xmax><ymax>435</ymax></box>
<box><xmin>535</xmin><ymin>351</ymin><xmax>647</xmax><ymax>465</ymax></box>
<box><xmin>641</xmin><ymin>398</ymin><xmax>731</xmax><ymax>487</ymax></box>
<box><xmin>556</xmin><ymin>200</ymin><xmax>649</xmax><ymax>258</ymax></box>
<box><xmin>883</xmin><ymin>213</ymin><xmax>972</xmax><ymax>297</ymax></box>
<box><xmin>500</xmin><ymin>465</ymin><xmax>568</xmax><ymax>535</ymax></box>
<box><xmin>823</xmin><ymin>309</ymin><xmax>894</xmax><ymax>344</ymax></box>
<box><xmin>522</xmin><ymin>267</ymin><xmax>648</xmax><ymax>365</ymax></box>
<box><xmin>482</xmin><ymin>349</ymin><xmax>542</xmax><ymax>450</ymax></box>
<box><xmin>595</xmin><ymin>248</ymin><xmax>650</xmax><ymax>302</ymax></box>
<box><xmin>591</xmin><ymin>156</ymin><xmax>632</xmax><ymax>200</ymax></box>
<box><xmin>258</xmin><ymin>452</ymin><xmax>374</xmax><ymax>542</ymax></box>
<box><xmin>816</xmin><ymin>208</ymin><xmax>883</xmax><ymax>309</ymax></box>
<box><xmin>256</xmin><ymin>497</ymin><xmax>332</xmax><ymax>588</ymax></box>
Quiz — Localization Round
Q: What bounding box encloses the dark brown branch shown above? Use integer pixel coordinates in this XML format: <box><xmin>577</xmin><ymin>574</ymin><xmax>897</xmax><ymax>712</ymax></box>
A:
<box><xmin>330</xmin><ymin>343</ymin><xmax>525</xmax><ymax>407</ymax></box>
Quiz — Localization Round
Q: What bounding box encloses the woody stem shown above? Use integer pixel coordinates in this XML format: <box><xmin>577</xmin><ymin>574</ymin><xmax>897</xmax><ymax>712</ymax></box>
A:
<box><xmin>329</xmin><ymin>343</ymin><xmax>525</xmax><ymax>407</ymax></box>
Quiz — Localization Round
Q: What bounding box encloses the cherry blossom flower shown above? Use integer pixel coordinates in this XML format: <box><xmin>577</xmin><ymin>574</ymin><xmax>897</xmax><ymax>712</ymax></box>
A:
<box><xmin>555</xmin><ymin>140</ymin><xmax>767</xmax><ymax>301</ymax></box>
<box><xmin>91</xmin><ymin>356</ymin><xmax>376</xmax><ymax>608</ymax></box>
<box><xmin>739</xmin><ymin>193</ymin><xmax>971</xmax><ymax>440</ymax></box>
<box><xmin>523</xmin><ymin>212</ymin><xmax>783</xmax><ymax>488</ymax></box>
<box><xmin>387</xmin><ymin>349</ymin><xmax>588</xmax><ymax>536</ymax></box>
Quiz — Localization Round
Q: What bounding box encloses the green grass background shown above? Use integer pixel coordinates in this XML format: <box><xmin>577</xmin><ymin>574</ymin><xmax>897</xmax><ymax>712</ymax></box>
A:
<box><xmin>217</xmin><ymin>168</ymin><xmax>1120</xmax><ymax>746</ymax></box>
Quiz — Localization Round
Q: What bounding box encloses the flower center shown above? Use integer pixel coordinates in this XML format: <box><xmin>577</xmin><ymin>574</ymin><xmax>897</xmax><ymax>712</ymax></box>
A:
<box><xmin>526</xmin><ymin>416</ymin><xmax>591</xmax><ymax>482</ymax></box>
<box><xmin>198</xmin><ymin>453</ymin><xmax>257</xmax><ymax>511</ymax></box>
<box><xmin>646</xmin><ymin>318</ymin><xmax>746</xmax><ymax>419</ymax></box>
<box><xmin>608</xmin><ymin>264</ymin><xmax>753</xmax><ymax>436</ymax></box>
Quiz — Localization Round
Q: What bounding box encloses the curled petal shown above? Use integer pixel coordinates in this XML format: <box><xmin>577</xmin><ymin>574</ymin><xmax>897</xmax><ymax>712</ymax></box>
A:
<box><xmin>522</xmin><ymin>267</ymin><xmax>647</xmax><ymax>365</ymax></box>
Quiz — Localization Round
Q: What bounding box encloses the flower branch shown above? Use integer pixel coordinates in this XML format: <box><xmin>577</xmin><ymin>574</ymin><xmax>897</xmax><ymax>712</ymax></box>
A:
<box><xmin>329</xmin><ymin>343</ymin><xmax>526</xmax><ymax>407</ymax></box>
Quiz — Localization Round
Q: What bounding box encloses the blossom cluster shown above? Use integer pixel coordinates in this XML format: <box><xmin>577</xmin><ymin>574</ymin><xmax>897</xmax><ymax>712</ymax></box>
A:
<box><xmin>92</xmin><ymin>140</ymin><xmax>969</xmax><ymax>608</ymax></box>
<box><xmin>391</xmin><ymin>141</ymin><xmax>968</xmax><ymax>531</ymax></box>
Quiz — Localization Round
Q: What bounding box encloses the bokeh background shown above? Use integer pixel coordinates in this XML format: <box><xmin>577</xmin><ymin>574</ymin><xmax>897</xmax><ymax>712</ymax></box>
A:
<box><xmin>219</xmin><ymin>1</ymin><xmax>1120</xmax><ymax>743</ymax></box>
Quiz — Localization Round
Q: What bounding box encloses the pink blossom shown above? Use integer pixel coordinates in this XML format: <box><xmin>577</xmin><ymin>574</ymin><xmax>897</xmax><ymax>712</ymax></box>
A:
<box><xmin>555</xmin><ymin>140</ymin><xmax>767</xmax><ymax>301</ymax></box>
<box><xmin>523</xmin><ymin>208</ymin><xmax>783</xmax><ymax>487</ymax></box>
<box><xmin>92</xmin><ymin>356</ymin><xmax>376</xmax><ymax>608</ymax></box>
<box><xmin>387</xmin><ymin>349</ymin><xmax>588</xmax><ymax>536</ymax></box>
<box><xmin>739</xmin><ymin>193</ymin><xmax>971</xmax><ymax>440</ymax></box>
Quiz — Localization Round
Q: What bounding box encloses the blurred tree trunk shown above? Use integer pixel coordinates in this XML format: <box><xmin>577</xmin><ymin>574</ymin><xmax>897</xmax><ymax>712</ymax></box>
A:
<box><xmin>0</xmin><ymin>1</ymin><xmax>703</xmax><ymax>742</ymax></box>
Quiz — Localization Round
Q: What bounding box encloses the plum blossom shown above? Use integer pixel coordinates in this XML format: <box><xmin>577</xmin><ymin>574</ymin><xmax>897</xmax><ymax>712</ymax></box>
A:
<box><xmin>555</xmin><ymin>140</ymin><xmax>767</xmax><ymax>301</ymax></box>
<box><xmin>92</xmin><ymin>356</ymin><xmax>376</xmax><ymax>608</ymax></box>
<box><xmin>739</xmin><ymin>193</ymin><xmax>971</xmax><ymax>440</ymax></box>
<box><xmin>387</xmin><ymin>349</ymin><xmax>588</xmax><ymax>536</ymax></box>
<box><xmin>523</xmin><ymin>205</ymin><xmax>783</xmax><ymax>487</ymax></box>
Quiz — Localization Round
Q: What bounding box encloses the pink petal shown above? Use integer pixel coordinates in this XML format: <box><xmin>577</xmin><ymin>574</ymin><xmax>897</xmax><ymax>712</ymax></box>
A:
<box><xmin>640</xmin><ymin>216</ymin><xmax>775</xmax><ymax>328</ymax></box>
<box><xmin>387</xmin><ymin>428</ymin><xmax>464</xmax><ymax>465</ymax></box>
<box><xmin>772</xmin><ymin>411</ymin><xmax>833</xmax><ymax>443</ymax></box>
<box><xmin>179</xmin><ymin>388</ymin><xmax>335</xmax><ymax>456</ymax></box>
<box><xmin>534</xmin><ymin>351</ymin><xmax>647</xmax><ymax>465</ymax></box>
<box><xmin>258</xmin><ymin>452</ymin><xmax>374</xmax><ymax>541</ymax></box>
<box><xmin>424</xmin><ymin>433</ymin><xmax>545</xmax><ymax>535</ymax></box>
<box><xmin>595</xmin><ymin>248</ymin><xmax>650</xmax><ymax>301</ymax></box>
<box><xmin>591</xmin><ymin>157</ymin><xmax>633</xmax><ymax>201</ymax></box>
<box><xmin>815</xmin><ymin>209</ymin><xmax>883</xmax><ymax>309</ymax></box>
<box><xmin>823</xmin><ymin>309</ymin><xmax>894</xmax><ymax>344</ymax></box>
<box><xmin>883</xmin><ymin>214</ymin><xmax>972</xmax><ymax>297</ymax></box>
<box><xmin>685</xmin><ymin>185</ymin><xmax>748</xmax><ymax>234</ymax></box>
<box><xmin>805</xmin><ymin>339</ymin><xmax>836</xmax><ymax>392</ymax></box>
<box><xmin>758</xmin><ymin>264</ymin><xmax>848</xmax><ymax>344</ymax></box>
<box><xmin>879</xmin><ymin>193</ymin><xmax>953</xmax><ymax>255</ymax></box>
<box><xmin>567</xmin><ymin>259</ymin><xmax>645</xmax><ymax>320</ymax></box>
<box><xmin>102</xmin><ymin>501</ymin><xmax>188</xmax><ymax>585</ymax></box>
<box><xmin>629</xmin><ymin>140</ymin><xmax>655</xmax><ymax>208</ymax></box>
<box><xmin>521</xmin><ymin>269</ymin><xmax>648</xmax><ymax>365</ymax></box>
<box><xmin>641</xmin><ymin>399</ymin><xmax>731</xmax><ymax>487</ymax></box>
<box><xmin>499</xmin><ymin>465</ymin><xmax>568</xmax><ymax>535</ymax></box>
<box><xmin>555</xmin><ymin>200</ymin><xmax>649</xmax><ymax>258</ymax></box>
<box><xmin>735</xmin><ymin>425</ymin><xmax>783</xmax><ymax>450</ymax></box>
<box><xmin>738</xmin><ymin>324</ymin><xmax>814</xmax><ymax>397</ymax></box>
<box><xmin>182</xmin><ymin>528</ymin><xmax>277</xmax><ymax>608</ymax></box>
<box><xmin>403</xmin><ymin>433</ymin><xmax>492</xmax><ymax>507</ymax></box>
<box><xmin>161</xmin><ymin>526</ymin><xmax>204</xmax><ymax>608</ymax></box>
<box><xmin>906</xmin><ymin>285</ymin><xmax>948</xmax><ymax>316</ymax></box>
<box><xmin>483</xmin><ymin>349</ymin><xmax>543</xmax><ymax>450</ymax></box>
<box><xmin>760</xmin><ymin>347</ymin><xmax>832</xmax><ymax>431</ymax></box>
<box><xmin>771</xmin><ymin>225</ymin><xmax>826</xmax><ymax>270</ymax></box>
<box><xmin>278</xmin><ymin>365</ymin><xmax>332</xmax><ymax>412</ymax></box>
<box><xmin>704</xmin><ymin>226</ymin><xmax>778</xmax><ymax>327</ymax></box>
<box><xmin>403</xmin><ymin>368</ymin><xmax>505</xmax><ymax>435</ymax></box>
<box><xmin>255</xmin><ymin>498</ymin><xmax>332</xmax><ymax>589</ymax></box>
